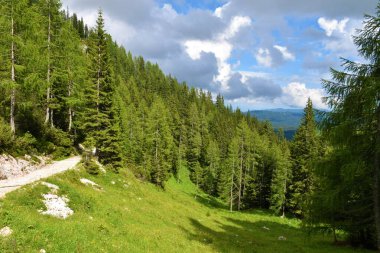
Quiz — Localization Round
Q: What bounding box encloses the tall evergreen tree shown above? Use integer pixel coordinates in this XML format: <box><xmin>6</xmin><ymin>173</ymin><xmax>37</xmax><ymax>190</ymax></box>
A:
<box><xmin>0</xmin><ymin>0</ymin><xmax>28</xmax><ymax>134</ymax></box>
<box><xmin>187</xmin><ymin>103</ymin><xmax>202</xmax><ymax>186</ymax></box>
<box><xmin>308</xmin><ymin>4</ymin><xmax>380</xmax><ymax>248</ymax></box>
<box><xmin>289</xmin><ymin>98</ymin><xmax>320</xmax><ymax>216</ymax></box>
<box><xmin>80</xmin><ymin>10</ymin><xmax>122</xmax><ymax>170</ymax></box>
<box><xmin>270</xmin><ymin>130</ymin><xmax>291</xmax><ymax>217</ymax></box>
<box><xmin>145</xmin><ymin>97</ymin><xmax>174</xmax><ymax>188</ymax></box>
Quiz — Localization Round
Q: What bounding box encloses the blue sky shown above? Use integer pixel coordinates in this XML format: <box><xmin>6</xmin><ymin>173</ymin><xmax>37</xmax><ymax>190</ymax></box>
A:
<box><xmin>61</xmin><ymin>0</ymin><xmax>377</xmax><ymax>110</ymax></box>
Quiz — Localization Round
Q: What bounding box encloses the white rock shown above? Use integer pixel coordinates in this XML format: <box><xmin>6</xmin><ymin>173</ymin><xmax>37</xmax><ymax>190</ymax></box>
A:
<box><xmin>39</xmin><ymin>193</ymin><xmax>74</xmax><ymax>219</ymax></box>
<box><xmin>95</xmin><ymin>161</ymin><xmax>106</xmax><ymax>173</ymax></box>
<box><xmin>0</xmin><ymin>154</ymin><xmax>48</xmax><ymax>180</ymax></box>
<box><xmin>80</xmin><ymin>178</ymin><xmax>100</xmax><ymax>188</ymax></box>
<box><xmin>0</xmin><ymin>226</ymin><xmax>13</xmax><ymax>237</ymax></box>
<box><xmin>41</xmin><ymin>182</ymin><xmax>59</xmax><ymax>193</ymax></box>
<box><xmin>278</xmin><ymin>236</ymin><xmax>287</xmax><ymax>241</ymax></box>
<box><xmin>40</xmin><ymin>249</ymin><xmax>46</xmax><ymax>253</ymax></box>
<box><xmin>111</xmin><ymin>181</ymin><xmax>115</xmax><ymax>185</ymax></box>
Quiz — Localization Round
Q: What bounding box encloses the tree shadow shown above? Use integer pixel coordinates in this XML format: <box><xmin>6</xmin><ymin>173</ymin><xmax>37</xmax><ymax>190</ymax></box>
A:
<box><xmin>180</xmin><ymin>216</ymin><xmax>357</xmax><ymax>253</ymax></box>
<box><xmin>190</xmin><ymin>193</ymin><xmax>227</xmax><ymax>209</ymax></box>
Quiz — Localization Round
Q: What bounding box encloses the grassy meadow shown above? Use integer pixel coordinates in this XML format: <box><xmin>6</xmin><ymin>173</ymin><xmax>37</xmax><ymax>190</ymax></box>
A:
<box><xmin>0</xmin><ymin>166</ymin><xmax>372</xmax><ymax>253</ymax></box>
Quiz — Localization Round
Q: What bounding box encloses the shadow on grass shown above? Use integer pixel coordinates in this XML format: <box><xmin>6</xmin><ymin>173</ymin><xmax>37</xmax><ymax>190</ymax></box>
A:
<box><xmin>180</xmin><ymin>216</ymin><xmax>354</xmax><ymax>253</ymax></box>
<box><xmin>191</xmin><ymin>193</ymin><xmax>227</xmax><ymax>209</ymax></box>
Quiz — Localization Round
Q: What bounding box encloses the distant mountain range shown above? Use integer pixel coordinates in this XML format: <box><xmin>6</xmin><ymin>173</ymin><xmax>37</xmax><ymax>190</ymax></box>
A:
<box><xmin>248</xmin><ymin>109</ymin><xmax>304</xmax><ymax>140</ymax></box>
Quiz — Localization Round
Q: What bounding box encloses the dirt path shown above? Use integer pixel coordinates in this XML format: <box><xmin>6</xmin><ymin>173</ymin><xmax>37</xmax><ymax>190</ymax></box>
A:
<box><xmin>0</xmin><ymin>156</ymin><xmax>81</xmax><ymax>199</ymax></box>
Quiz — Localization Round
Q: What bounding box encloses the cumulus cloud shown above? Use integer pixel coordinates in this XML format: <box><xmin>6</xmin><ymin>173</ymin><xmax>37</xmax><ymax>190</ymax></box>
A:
<box><xmin>224</xmin><ymin>73</ymin><xmax>283</xmax><ymax>100</ymax></box>
<box><xmin>273</xmin><ymin>45</ymin><xmax>295</xmax><ymax>61</ymax></box>
<box><xmin>184</xmin><ymin>15</ymin><xmax>251</xmax><ymax>90</ymax></box>
<box><xmin>279</xmin><ymin>82</ymin><xmax>327</xmax><ymax>109</ymax></box>
<box><xmin>318</xmin><ymin>17</ymin><xmax>349</xmax><ymax>37</ymax></box>
<box><xmin>226</xmin><ymin>81</ymin><xmax>327</xmax><ymax>110</ymax></box>
<box><xmin>255</xmin><ymin>48</ymin><xmax>272</xmax><ymax>67</ymax></box>
<box><xmin>61</xmin><ymin>0</ymin><xmax>375</xmax><ymax>109</ymax></box>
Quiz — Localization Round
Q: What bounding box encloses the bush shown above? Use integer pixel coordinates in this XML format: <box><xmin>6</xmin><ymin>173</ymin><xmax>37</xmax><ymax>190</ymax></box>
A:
<box><xmin>83</xmin><ymin>159</ymin><xmax>100</xmax><ymax>175</ymax></box>
<box><xmin>14</xmin><ymin>132</ymin><xmax>37</xmax><ymax>155</ymax></box>
<box><xmin>43</xmin><ymin>127</ymin><xmax>72</xmax><ymax>148</ymax></box>
<box><xmin>36</xmin><ymin>127</ymin><xmax>73</xmax><ymax>158</ymax></box>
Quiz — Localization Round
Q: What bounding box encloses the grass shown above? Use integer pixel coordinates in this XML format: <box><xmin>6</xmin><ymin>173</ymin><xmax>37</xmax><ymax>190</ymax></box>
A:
<box><xmin>0</xmin><ymin>165</ymin><xmax>373</xmax><ymax>253</ymax></box>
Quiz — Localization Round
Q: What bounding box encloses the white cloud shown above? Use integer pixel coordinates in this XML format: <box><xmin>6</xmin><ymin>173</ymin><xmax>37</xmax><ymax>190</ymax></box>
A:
<box><xmin>255</xmin><ymin>48</ymin><xmax>272</xmax><ymax>67</ymax></box>
<box><xmin>158</xmin><ymin>4</ymin><xmax>178</xmax><ymax>20</ymax></box>
<box><xmin>214</xmin><ymin>2</ymin><xmax>230</xmax><ymax>18</ymax></box>
<box><xmin>279</xmin><ymin>82</ymin><xmax>327</xmax><ymax>109</ymax></box>
<box><xmin>319</xmin><ymin>18</ymin><xmax>362</xmax><ymax>58</ymax></box>
<box><xmin>184</xmin><ymin>15</ymin><xmax>252</xmax><ymax>90</ymax></box>
<box><xmin>273</xmin><ymin>45</ymin><xmax>295</xmax><ymax>61</ymax></box>
<box><xmin>184</xmin><ymin>40</ymin><xmax>232</xmax><ymax>88</ymax></box>
<box><xmin>318</xmin><ymin>17</ymin><xmax>349</xmax><ymax>37</ymax></box>
<box><xmin>240</xmin><ymin>71</ymin><xmax>269</xmax><ymax>82</ymax></box>
<box><xmin>61</xmin><ymin>0</ymin><xmax>374</xmax><ymax>110</ymax></box>
<box><xmin>221</xmin><ymin>16</ymin><xmax>252</xmax><ymax>40</ymax></box>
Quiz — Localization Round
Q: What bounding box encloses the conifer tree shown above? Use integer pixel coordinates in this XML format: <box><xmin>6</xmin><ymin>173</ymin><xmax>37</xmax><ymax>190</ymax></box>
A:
<box><xmin>145</xmin><ymin>97</ymin><xmax>174</xmax><ymax>188</ymax></box>
<box><xmin>0</xmin><ymin>0</ymin><xmax>28</xmax><ymax>134</ymax></box>
<box><xmin>289</xmin><ymin>98</ymin><xmax>320</xmax><ymax>216</ymax></box>
<box><xmin>187</xmin><ymin>103</ymin><xmax>202</xmax><ymax>186</ymax></box>
<box><xmin>227</xmin><ymin>137</ymin><xmax>239</xmax><ymax>211</ymax></box>
<box><xmin>204</xmin><ymin>139</ymin><xmax>220</xmax><ymax>195</ymax></box>
<box><xmin>80</xmin><ymin>10</ymin><xmax>122</xmax><ymax>170</ymax></box>
<box><xmin>309</xmin><ymin>4</ymin><xmax>380</xmax><ymax>248</ymax></box>
<box><xmin>54</xmin><ymin>20</ymin><xmax>86</xmax><ymax>133</ymax></box>
<box><xmin>270</xmin><ymin>130</ymin><xmax>291</xmax><ymax>217</ymax></box>
<box><xmin>36</xmin><ymin>0</ymin><xmax>62</xmax><ymax>127</ymax></box>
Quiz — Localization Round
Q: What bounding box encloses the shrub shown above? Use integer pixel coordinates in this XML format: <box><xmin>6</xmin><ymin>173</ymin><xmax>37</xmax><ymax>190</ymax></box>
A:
<box><xmin>14</xmin><ymin>132</ymin><xmax>37</xmax><ymax>155</ymax></box>
<box><xmin>83</xmin><ymin>159</ymin><xmax>100</xmax><ymax>175</ymax></box>
<box><xmin>43</xmin><ymin>127</ymin><xmax>72</xmax><ymax>148</ymax></box>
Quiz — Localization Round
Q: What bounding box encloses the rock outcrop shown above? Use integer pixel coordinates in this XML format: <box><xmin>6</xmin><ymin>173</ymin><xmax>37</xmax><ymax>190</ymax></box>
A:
<box><xmin>0</xmin><ymin>155</ymin><xmax>49</xmax><ymax>180</ymax></box>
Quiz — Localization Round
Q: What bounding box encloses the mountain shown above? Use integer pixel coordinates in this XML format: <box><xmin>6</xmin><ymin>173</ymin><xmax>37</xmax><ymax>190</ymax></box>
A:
<box><xmin>248</xmin><ymin>109</ymin><xmax>304</xmax><ymax>139</ymax></box>
<box><xmin>248</xmin><ymin>108</ymin><xmax>326</xmax><ymax>140</ymax></box>
<box><xmin>248</xmin><ymin>109</ymin><xmax>304</xmax><ymax>129</ymax></box>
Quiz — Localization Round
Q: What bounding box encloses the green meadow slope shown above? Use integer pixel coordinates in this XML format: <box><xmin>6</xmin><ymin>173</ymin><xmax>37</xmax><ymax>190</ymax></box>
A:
<box><xmin>0</xmin><ymin>166</ymin><xmax>371</xmax><ymax>253</ymax></box>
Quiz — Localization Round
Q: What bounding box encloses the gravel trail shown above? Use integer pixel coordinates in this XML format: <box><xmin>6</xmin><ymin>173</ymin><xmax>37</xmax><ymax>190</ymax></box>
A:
<box><xmin>0</xmin><ymin>156</ymin><xmax>81</xmax><ymax>198</ymax></box>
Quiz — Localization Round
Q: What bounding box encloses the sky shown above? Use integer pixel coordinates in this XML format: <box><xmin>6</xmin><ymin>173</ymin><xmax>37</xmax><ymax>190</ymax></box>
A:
<box><xmin>61</xmin><ymin>0</ymin><xmax>377</xmax><ymax>110</ymax></box>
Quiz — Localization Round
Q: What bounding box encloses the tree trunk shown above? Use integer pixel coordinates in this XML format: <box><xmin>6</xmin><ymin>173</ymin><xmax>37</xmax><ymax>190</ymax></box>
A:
<box><xmin>68</xmin><ymin>79</ymin><xmax>73</xmax><ymax>132</ymax></box>
<box><xmin>10</xmin><ymin>10</ymin><xmax>15</xmax><ymax>134</ymax></box>
<box><xmin>230</xmin><ymin>160</ymin><xmax>235</xmax><ymax>212</ymax></box>
<box><xmin>238</xmin><ymin>142</ymin><xmax>243</xmax><ymax>211</ymax></box>
<box><xmin>177</xmin><ymin>132</ymin><xmax>182</xmax><ymax>183</ymax></box>
<box><xmin>96</xmin><ymin>45</ymin><xmax>101</xmax><ymax>112</ymax></box>
<box><xmin>281</xmin><ymin>178</ymin><xmax>287</xmax><ymax>218</ymax></box>
<box><xmin>45</xmin><ymin>6</ymin><xmax>52</xmax><ymax>125</ymax></box>
<box><xmin>374</xmin><ymin>107</ymin><xmax>380</xmax><ymax>251</ymax></box>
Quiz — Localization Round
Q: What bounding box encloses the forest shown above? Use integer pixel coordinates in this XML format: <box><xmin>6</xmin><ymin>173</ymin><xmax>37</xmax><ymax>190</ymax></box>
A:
<box><xmin>0</xmin><ymin>0</ymin><xmax>379</xmax><ymax>251</ymax></box>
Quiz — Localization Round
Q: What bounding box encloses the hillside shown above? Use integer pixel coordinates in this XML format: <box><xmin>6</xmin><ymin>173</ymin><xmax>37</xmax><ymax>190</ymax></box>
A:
<box><xmin>0</xmin><ymin>166</ymin><xmax>371</xmax><ymax>253</ymax></box>
<box><xmin>249</xmin><ymin>109</ymin><xmax>303</xmax><ymax>129</ymax></box>
<box><xmin>248</xmin><ymin>109</ymin><xmax>325</xmax><ymax>139</ymax></box>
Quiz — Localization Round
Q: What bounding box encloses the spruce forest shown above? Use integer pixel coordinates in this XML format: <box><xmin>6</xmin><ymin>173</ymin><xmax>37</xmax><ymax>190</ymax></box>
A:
<box><xmin>0</xmin><ymin>0</ymin><xmax>380</xmax><ymax>252</ymax></box>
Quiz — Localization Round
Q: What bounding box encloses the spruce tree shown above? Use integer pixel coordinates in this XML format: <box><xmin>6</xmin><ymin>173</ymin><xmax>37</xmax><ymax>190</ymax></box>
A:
<box><xmin>204</xmin><ymin>139</ymin><xmax>220</xmax><ymax>195</ymax></box>
<box><xmin>309</xmin><ymin>3</ymin><xmax>380</xmax><ymax>248</ymax></box>
<box><xmin>270</xmin><ymin>130</ymin><xmax>291</xmax><ymax>217</ymax></box>
<box><xmin>0</xmin><ymin>0</ymin><xmax>28</xmax><ymax>134</ymax></box>
<box><xmin>80</xmin><ymin>10</ymin><xmax>122</xmax><ymax>170</ymax></box>
<box><xmin>145</xmin><ymin>97</ymin><xmax>174</xmax><ymax>188</ymax></box>
<box><xmin>289</xmin><ymin>98</ymin><xmax>320</xmax><ymax>216</ymax></box>
<box><xmin>187</xmin><ymin>103</ymin><xmax>202</xmax><ymax>186</ymax></box>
